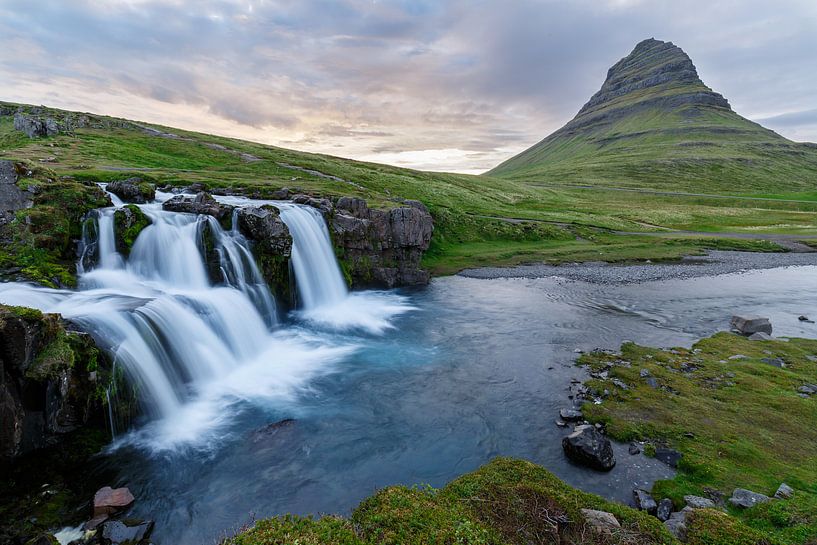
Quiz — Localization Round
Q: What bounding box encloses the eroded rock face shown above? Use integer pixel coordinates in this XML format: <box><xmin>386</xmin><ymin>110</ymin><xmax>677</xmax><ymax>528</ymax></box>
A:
<box><xmin>162</xmin><ymin>191</ymin><xmax>233</xmax><ymax>225</ymax></box>
<box><xmin>330</xmin><ymin>196</ymin><xmax>433</xmax><ymax>288</ymax></box>
<box><xmin>0</xmin><ymin>306</ymin><xmax>105</xmax><ymax>462</ymax></box>
<box><xmin>107</xmin><ymin>178</ymin><xmax>156</xmax><ymax>204</ymax></box>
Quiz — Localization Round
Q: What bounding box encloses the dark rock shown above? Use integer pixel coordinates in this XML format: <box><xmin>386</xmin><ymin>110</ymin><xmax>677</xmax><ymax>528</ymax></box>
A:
<box><xmin>729</xmin><ymin>488</ymin><xmax>771</xmax><ymax>508</ymax></box>
<box><xmin>774</xmin><ymin>483</ymin><xmax>794</xmax><ymax>500</ymax></box>
<box><xmin>162</xmin><ymin>192</ymin><xmax>233</xmax><ymax>224</ymax></box>
<box><xmin>101</xmin><ymin>519</ymin><xmax>153</xmax><ymax>544</ymax></box>
<box><xmin>251</xmin><ymin>418</ymin><xmax>295</xmax><ymax>443</ymax></box>
<box><xmin>113</xmin><ymin>205</ymin><xmax>152</xmax><ymax>256</ymax></box>
<box><xmin>628</xmin><ymin>442</ymin><xmax>641</xmax><ymax>455</ymax></box>
<box><xmin>731</xmin><ymin>315</ymin><xmax>772</xmax><ymax>336</ymax></box>
<box><xmin>237</xmin><ymin>206</ymin><xmax>292</xmax><ymax>257</ymax></box>
<box><xmin>655</xmin><ymin>447</ymin><xmax>682</xmax><ymax>468</ymax></box>
<box><xmin>633</xmin><ymin>489</ymin><xmax>657</xmax><ymax>514</ymax></box>
<box><xmin>656</xmin><ymin>498</ymin><xmax>673</xmax><ymax>522</ymax></box>
<box><xmin>107</xmin><ymin>178</ymin><xmax>155</xmax><ymax>204</ymax></box>
<box><xmin>559</xmin><ymin>408</ymin><xmax>583</xmax><ymax>422</ymax></box>
<box><xmin>292</xmin><ymin>194</ymin><xmax>333</xmax><ymax>217</ymax></box>
<box><xmin>0</xmin><ymin>160</ymin><xmax>33</xmax><ymax>224</ymax></box>
<box><xmin>562</xmin><ymin>425</ymin><xmax>616</xmax><ymax>471</ymax></box>
<box><xmin>93</xmin><ymin>486</ymin><xmax>135</xmax><ymax>517</ymax></box>
<box><xmin>798</xmin><ymin>315</ymin><xmax>812</xmax><ymax>322</ymax></box>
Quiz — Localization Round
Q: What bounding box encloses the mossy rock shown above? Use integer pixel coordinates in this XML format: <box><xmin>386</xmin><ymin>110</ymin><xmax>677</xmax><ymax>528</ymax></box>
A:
<box><xmin>113</xmin><ymin>204</ymin><xmax>151</xmax><ymax>255</ymax></box>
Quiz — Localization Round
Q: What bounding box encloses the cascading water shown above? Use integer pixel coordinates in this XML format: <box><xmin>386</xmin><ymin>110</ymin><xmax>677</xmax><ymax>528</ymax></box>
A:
<box><xmin>0</xmin><ymin>190</ymin><xmax>411</xmax><ymax>450</ymax></box>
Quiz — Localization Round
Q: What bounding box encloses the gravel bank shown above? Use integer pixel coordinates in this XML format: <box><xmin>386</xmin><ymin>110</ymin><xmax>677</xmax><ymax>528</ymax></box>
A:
<box><xmin>459</xmin><ymin>251</ymin><xmax>817</xmax><ymax>284</ymax></box>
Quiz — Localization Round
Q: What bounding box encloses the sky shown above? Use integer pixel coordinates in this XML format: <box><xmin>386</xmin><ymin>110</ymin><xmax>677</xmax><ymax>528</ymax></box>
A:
<box><xmin>1</xmin><ymin>1</ymin><xmax>815</xmax><ymax>174</ymax></box>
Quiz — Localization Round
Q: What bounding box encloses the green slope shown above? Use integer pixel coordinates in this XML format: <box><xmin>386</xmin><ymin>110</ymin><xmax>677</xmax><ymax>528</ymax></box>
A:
<box><xmin>489</xmin><ymin>38</ymin><xmax>817</xmax><ymax>193</ymax></box>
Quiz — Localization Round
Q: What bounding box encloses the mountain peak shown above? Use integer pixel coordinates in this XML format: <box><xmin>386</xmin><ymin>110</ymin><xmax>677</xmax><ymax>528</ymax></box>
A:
<box><xmin>577</xmin><ymin>38</ymin><xmax>728</xmax><ymax>118</ymax></box>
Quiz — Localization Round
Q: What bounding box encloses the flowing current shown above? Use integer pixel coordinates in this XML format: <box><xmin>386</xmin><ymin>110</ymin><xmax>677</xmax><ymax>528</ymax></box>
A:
<box><xmin>0</xmin><ymin>191</ymin><xmax>411</xmax><ymax>450</ymax></box>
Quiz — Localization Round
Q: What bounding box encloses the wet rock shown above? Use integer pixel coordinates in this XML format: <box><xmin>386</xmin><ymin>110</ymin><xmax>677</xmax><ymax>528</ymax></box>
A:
<box><xmin>101</xmin><ymin>519</ymin><xmax>153</xmax><ymax>544</ymax></box>
<box><xmin>656</xmin><ymin>498</ymin><xmax>673</xmax><ymax>522</ymax></box>
<box><xmin>655</xmin><ymin>447</ymin><xmax>682</xmax><ymax>468</ymax></box>
<box><xmin>731</xmin><ymin>315</ymin><xmax>772</xmax><ymax>336</ymax></box>
<box><xmin>559</xmin><ymin>408</ymin><xmax>583</xmax><ymax>422</ymax></box>
<box><xmin>162</xmin><ymin>192</ymin><xmax>233</xmax><ymax>224</ymax></box>
<box><xmin>775</xmin><ymin>483</ymin><xmax>794</xmax><ymax>500</ymax></box>
<box><xmin>93</xmin><ymin>486</ymin><xmax>135</xmax><ymax>517</ymax></box>
<box><xmin>237</xmin><ymin>206</ymin><xmax>292</xmax><ymax>257</ymax></box>
<box><xmin>107</xmin><ymin>178</ymin><xmax>155</xmax><ymax>204</ymax></box>
<box><xmin>749</xmin><ymin>332</ymin><xmax>773</xmax><ymax>341</ymax></box>
<box><xmin>633</xmin><ymin>489</ymin><xmax>657</xmax><ymax>515</ymax></box>
<box><xmin>113</xmin><ymin>205</ymin><xmax>152</xmax><ymax>256</ymax></box>
<box><xmin>729</xmin><ymin>488</ymin><xmax>771</xmax><ymax>509</ymax></box>
<box><xmin>292</xmin><ymin>194</ymin><xmax>333</xmax><ymax>217</ymax></box>
<box><xmin>554</xmin><ymin>419</ymin><xmax>567</xmax><ymax>427</ymax></box>
<box><xmin>684</xmin><ymin>495</ymin><xmax>715</xmax><ymax>509</ymax></box>
<box><xmin>250</xmin><ymin>418</ymin><xmax>295</xmax><ymax>443</ymax></box>
<box><xmin>798</xmin><ymin>315</ymin><xmax>814</xmax><ymax>323</ymax></box>
<box><xmin>628</xmin><ymin>442</ymin><xmax>641</xmax><ymax>455</ymax></box>
<box><xmin>0</xmin><ymin>160</ymin><xmax>32</xmax><ymax>224</ymax></box>
<box><xmin>562</xmin><ymin>425</ymin><xmax>616</xmax><ymax>471</ymax></box>
<box><xmin>580</xmin><ymin>509</ymin><xmax>620</xmax><ymax>533</ymax></box>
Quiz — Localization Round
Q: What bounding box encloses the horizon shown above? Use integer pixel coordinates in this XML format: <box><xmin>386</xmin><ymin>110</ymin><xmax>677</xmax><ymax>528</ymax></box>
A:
<box><xmin>2</xmin><ymin>1</ymin><xmax>816</xmax><ymax>174</ymax></box>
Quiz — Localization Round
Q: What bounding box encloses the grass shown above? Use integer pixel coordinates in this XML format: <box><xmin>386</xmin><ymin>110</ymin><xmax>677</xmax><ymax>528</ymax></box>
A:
<box><xmin>577</xmin><ymin>333</ymin><xmax>817</xmax><ymax>544</ymax></box>
<box><xmin>224</xmin><ymin>458</ymin><xmax>677</xmax><ymax>545</ymax></box>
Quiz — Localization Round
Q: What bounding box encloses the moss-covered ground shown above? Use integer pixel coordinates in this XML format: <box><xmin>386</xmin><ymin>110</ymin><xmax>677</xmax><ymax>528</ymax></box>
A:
<box><xmin>578</xmin><ymin>333</ymin><xmax>817</xmax><ymax>544</ymax></box>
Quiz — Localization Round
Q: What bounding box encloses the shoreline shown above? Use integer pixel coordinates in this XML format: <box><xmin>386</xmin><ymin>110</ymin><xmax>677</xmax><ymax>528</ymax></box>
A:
<box><xmin>458</xmin><ymin>250</ymin><xmax>817</xmax><ymax>284</ymax></box>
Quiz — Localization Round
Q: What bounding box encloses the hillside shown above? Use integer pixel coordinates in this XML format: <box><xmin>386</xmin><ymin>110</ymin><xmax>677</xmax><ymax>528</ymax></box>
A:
<box><xmin>489</xmin><ymin>38</ymin><xmax>817</xmax><ymax>193</ymax></box>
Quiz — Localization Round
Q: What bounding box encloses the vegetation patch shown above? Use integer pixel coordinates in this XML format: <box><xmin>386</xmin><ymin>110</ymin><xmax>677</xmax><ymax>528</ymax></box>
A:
<box><xmin>578</xmin><ymin>332</ymin><xmax>817</xmax><ymax>544</ymax></box>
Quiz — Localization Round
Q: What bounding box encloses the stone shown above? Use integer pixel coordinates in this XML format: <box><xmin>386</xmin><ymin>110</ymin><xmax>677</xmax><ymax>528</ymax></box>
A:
<box><xmin>684</xmin><ymin>495</ymin><xmax>715</xmax><ymax>509</ymax></box>
<box><xmin>633</xmin><ymin>489</ymin><xmax>657</xmax><ymax>514</ymax></box>
<box><xmin>580</xmin><ymin>509</ymin><xmax>620</xmax><ymax>532</ymax></box>
<box><xmin>645</xmin><ymin>377</ymin><xmax>659</xmax><ymax>388</ymax></box>
<box><xmin>559</xmin><ymin>408</ymin><xmax>583</xmax><ymax>421</ymax></box>
<box><xmin>639</xmin><ymin>368</ymin><xmax>651</xmax><ymax>377</ymax></box>
<box><xmin>628</xmin><ymin>442</ymin><xmax>641</xmax><ymax>455</ymax></box>
<box><xmin>655</xmin><ymin>447</ymin><xmax>682</xmax><ymax>468</ymax></box>
<box><xmin>728</xmin><ymin>354</ymin><xmax>747</xmax><ymax>360</ymax></box>
<box><xmin>798</xmin><ymin>315</ymin><xmax>811</xmax><ymax>322</ymax></box>
<box><xmin>101</xmin><ymin>519</ymin><xmax>154</xmax><ymax>544</ymax></box>
<box><xmin>774</xmin><ymin>483</ymin><xmax>794</xmax><ymax>500</ymax></box>
<box><xmin>163</xmin><ymin>191</ymin><xmax>233</xmax><ymax>223</ymax></box>
<box><xmin>797</xmin><ymin>385</ymin><xmax>816</xmax><ymax>395</ymax></box>
<box><xmin>107</xmin><ymin>178</ymin><xmax>155</xmax><ymax>204</ymax></box>
<box><xmin>93</xmin><ymin>486</ymin><xmax>135</xmax><ymax>517</ymax></box>
<box><xmin>0</xmin><ymin>160</ymin><xmax>32</xmax><ymax>224</ymax></box>
<box><xmin>562</xmin><ymin>425</ymin><xmax>616</xmax><ymax>471</ymax></box>
<box><xmin>237</xmin><ymin>206</ymin><xmax>293</xmax><ymax>257</ymax></box>
<box><xmin>749</xmin><ymin>332</ymin><xmax>773</xmax><ymax>341</ymax></box>
<box><xmin>656</xmin><ymin>498</ymin><xmax>673</xmax><ymax>521</ymax></box>
<box><xmin>731</xmin><ymin>315</ymin><xmax>772</xmax><ymax>336</ymax></box>
<box><xmin>664</xmin><ymin>510</ymin><xmax>689</xmax><ymax>541</ymax></box>
<box><xmin>760</xmin><ymin>357</ymin><xmax>786</xmax><ymax>369</ymax></box>
<box><xmin>113</xmin><ymin>205</ymin><xmax>152</xmax><ymax>256</ymax></box>
<box><xmin>729</xmin><ymin>488</ymin><xmax>771</xmax><ymax>509</ymax></box>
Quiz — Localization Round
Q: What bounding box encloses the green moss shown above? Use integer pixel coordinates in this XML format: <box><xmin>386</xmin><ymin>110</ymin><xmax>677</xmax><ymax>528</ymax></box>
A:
<box><xmin>686</xmin><ymin>509</ymin><xmax>778</xmax><ymax>545</ymax></box>
<box><xmin>4</xmin><ymin>305</ymin><xmax>44</xmax><ymax>320</ymax></box>
<box><xmin>113</xmin><ymin>204</ymin><xmax>151</xmax><ymax>255</ymax></box>
<box><xmin>28</xmin><ymin>330</ymin><xmax>75</xmax><ymax>380</ymax></box>
<box><xmin>224</xmin><ymin>515</ymin><xmax>363</xmax><ymax>545</ymax></box>
<box><xmin>577</xmin><ymin>333</ymin><xmax>817</xmax><ymax>544</ymax></box>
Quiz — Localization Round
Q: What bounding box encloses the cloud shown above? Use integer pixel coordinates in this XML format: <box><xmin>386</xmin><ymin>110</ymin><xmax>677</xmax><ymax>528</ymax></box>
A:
<box><xmin>0</xmin><ymin>0</ymin><xmax>815</xmax><ymax>172</ymax></box>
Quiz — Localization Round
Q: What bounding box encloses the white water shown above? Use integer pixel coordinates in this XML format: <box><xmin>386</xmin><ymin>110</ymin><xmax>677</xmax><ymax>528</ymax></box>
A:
<box><xmin>0</xmin><ymin>190</ymin><xmax>412</xmax><ymax>450</ymax></box>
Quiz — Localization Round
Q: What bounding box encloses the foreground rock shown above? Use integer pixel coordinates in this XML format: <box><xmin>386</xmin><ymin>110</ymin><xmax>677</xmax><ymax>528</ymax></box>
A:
<box><xmin>162</xmin><ymin>191</ymin><xmax>234</xmax><ymax>225</ymax></box>
<box><xmin>101</xmin><ymin>519</ymin><xmax>153</xmax><ymax>544</ymax></box>
<box><xmin>775</xmin><ymin>483</ymin><xmax>794</xmax><ymax>499</ymax></box>
<box><xmin>331</xmin><ymin>196</ymin><xmax>433</xmax><ymax>288</ymax></box>
<box><xmin>561</xmin><ymin>424</ymin><xmax>616</xmax><ymax>471</ymax></box>
<box><xmin>730</xmin><ymin>315</ymin><xmax>772</xmax><ymax>336</ymax></box>
<box><xmin>93</xmin><ymin>486</ymin><xmax>135</xmax><ymax>517</ymax></box>
<box><xmin>107</xmin><ymin>178</ymin><xmax>155</xmax><ymax>204</ymax></box>
<box><xmin>633</xmin><ymin>489</ymin><xmax>657</xmax><ymax>514</ymax></box>
<box><xmin>729</xmin><ymin>488</ymin><xmax>771</xmax><ymax>508</ymax></box>
<box><xmin>580</xmin><ymin>508</ymin><xmax>620</xmax><ymax>533</ymax></box>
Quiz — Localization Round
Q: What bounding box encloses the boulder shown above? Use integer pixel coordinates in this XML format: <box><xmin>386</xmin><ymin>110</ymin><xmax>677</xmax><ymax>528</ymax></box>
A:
<box><xmin>760</xmin><ymin>357</ymin><xmax>786</xmax><ymax>369</ymax></box>
<box><xmin>0</xmin><ymin>160</ymin><xmax>32</xmax><ymax>224</ymax></box>
<box><xmin>656</xmin><ymin>498</ymin><xmax>673</xmax><ymax>522</ymax></box>
<box><xmin>579</xmin><ymin>509</ymin><xmax>620</xmax><ymax>533</ymax></box>
<box><xmin>237</xmin><ymin>206</ymin><xmax>292</xmax><ymax>257</ymax></box>
<box><xmin>93</xmin><ymin>486</ymin><xmax>135</xmax><ymax>517</ymax></box>
<box><xmin>774</xmin><ymin>483</ymin><xmax>794</xmax><ymax>500</ymax></box>
<box><xmin>664</xmin><ymin>509</ymin><xmax>689</xmax><ymax>541</ymax></box>
<box><xmin>292</xmin><ymin>194</ymin><xmax>333</xmax><ymax>217</ymax></box>
<box><xmin>730</xmin><ymin>315</ymin><xmax>772</xmax><ymax>336</ymax></box>
<box><xmin>628</xmin><ymin>442</ymin><xmax>641</xmax><ymax>455</ymax></box>
<box><xmin>113</xmin><ymin>205</ymin><xmax>152</xmax><ymax>256</ymax></box>
<box><xmin>162</xmin><ymin>191</ymin><xmax>233</xmax><ymax>224</ymax></box>
<box><xmin>107</xmin><ymin>178</ymin><xmax>155</xmax><ymax>204</ymax></box>
<box><xmin>101</xmin><ymin>519</ymin><xmax>153</xmax><ymax>544</ymax></box>
<box><xmin>729</xmin><ymin>488</ymin><xmax>771</xmax><ymax>509</ymax></box>
<box><xmin>748</xmin><ymin>332</ymin><xmax>773</xmax><ymax>341</ymax></box>
<box><xmin>655</xmin><ymin>447</ymin><xmax>682</xmax><ymax>468</ymax></box>
<box><xmin>14</xmin><ymin>112</ymin><xmax>51</xmax><ymax>138</ymax></box>
<box><xmin>559</xmin><ymin>408</ymin><xmax>583</xmax><ymax>422</ymax></box>
<box><xmin>683</xmin><ymin>495</ymin><xmax>715</xmax><ymax>509</ymax></box>
<box><xmin>633</xmin><ymin>489</ymin><xmax>657</xmax><ymax>515</ymax></box>
<box><xmin>562</xmin><ymin>425</ymin><xmax>616</xmax><ymax>471</ymax></box>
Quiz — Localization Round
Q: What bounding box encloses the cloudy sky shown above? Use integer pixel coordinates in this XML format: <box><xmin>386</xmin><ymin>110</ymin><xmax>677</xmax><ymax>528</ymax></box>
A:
<box><xmin>1</xmin><ymin>1</ymin><xmax>815</xmax><ymax>174</ymax></box>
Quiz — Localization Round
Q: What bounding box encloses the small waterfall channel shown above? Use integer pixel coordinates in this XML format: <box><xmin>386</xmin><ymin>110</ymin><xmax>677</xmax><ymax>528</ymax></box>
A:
<box><xmin>0</xmin><ymin>189</ymin><xmax>410</xmax><ymax>450</ymax></box>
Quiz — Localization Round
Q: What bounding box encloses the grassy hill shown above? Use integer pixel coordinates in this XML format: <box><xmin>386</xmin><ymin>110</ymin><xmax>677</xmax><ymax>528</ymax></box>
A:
<box><xmin>2</xmin><ymin>87</ymin><xmax>817</xmax><ymax>286</ymax></box>
<box><xmin>489</xmin><ymin>39</ymin><xmax>817</xmax><ymax>194</ymax></box>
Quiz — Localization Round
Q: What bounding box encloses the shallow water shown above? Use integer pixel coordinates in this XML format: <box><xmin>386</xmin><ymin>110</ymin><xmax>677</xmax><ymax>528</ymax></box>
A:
<box><xmin>84</xmin><ymin>264</ymin><xmax>817</xmax><ymax>544</ymax></box>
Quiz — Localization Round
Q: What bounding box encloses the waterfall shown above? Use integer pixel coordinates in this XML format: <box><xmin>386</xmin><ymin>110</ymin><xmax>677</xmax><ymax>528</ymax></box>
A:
<box><xmin>274</xmin><ymin>203</ymin><xmax>348</xmax><ymax>310</ymax></box>
<box><xmin>0</xmin><ymin>192</ymin><xmax>411</xmax><ymax>450</ymax></box>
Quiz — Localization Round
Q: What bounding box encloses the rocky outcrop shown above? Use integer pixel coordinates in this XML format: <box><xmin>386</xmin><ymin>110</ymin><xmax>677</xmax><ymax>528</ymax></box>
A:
<box><xmin>113</xmin><ymin>205</ymin><xmax>152</xmax><ymax>256</ymax></box>
<box><xmin>730</xmin><ymin>315</ymin><xmax>772</xmax><ymax>336</ymax></box>
<box><xmin>0</xmin><ymin>160</ymin><xmax>32</xmax><ymax>224</ymax></box>
<box><xmin>236</xmin><ymin>206</ymin><xmax>293</xmax><ymax>303</ymax></box>
<box><xmin>0</xmin><ymin>306</ymin><xmax>107</xmax><ymax>462</ymax></box>
<box><xmin>107</xmin><ymin>178</ymin><xmax>155</xmax><ymax>204</ymax></box>
<box><xmin>162</xmin><ymin>191</ymin><xmax>234</xmax><ymax>226</ymax></box>
<box><xmin>330</xmin><ymin>196</ymin><xmax>433</xmax><ymax>288</ymax></box>
<box><xmin>5</xmin><ymin>105</ymin><xmax>130</xmax><ymax>138</ymax></box>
